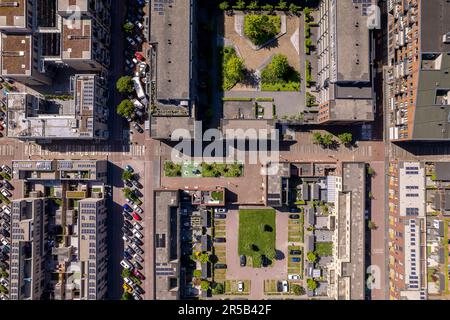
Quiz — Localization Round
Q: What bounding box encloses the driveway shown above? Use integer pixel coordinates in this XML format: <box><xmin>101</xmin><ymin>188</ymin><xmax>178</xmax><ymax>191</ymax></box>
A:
<box><xmin>225</xmin><ymin>209</ymin><xmax>288</xmax><ymax>299</ymax></box>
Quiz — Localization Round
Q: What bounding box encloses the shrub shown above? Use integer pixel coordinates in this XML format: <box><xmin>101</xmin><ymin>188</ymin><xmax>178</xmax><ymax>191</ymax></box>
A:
<box><xmin>193</xmin><ymin>269</ymin><xmax>202</xmax><ymax>278</ymax></box>
<box><xmin>200</xmin><ymin>280</ymin><xmax>210</xmax><ymax>291</ymax></box>
<box><xmin>122</xmin><ymin>170</ymin><xmax>133</xmax><ymax>181</ymax></box>
<box><xmin>275</xmin><ymin>0</ymin><xmax>287</xmax><ymax>11</ymax></box>
<box><xmin>117</xmin><ymin>99</ymin><xmax>135</xmax><ymax>118</ymax></box>
<box><xmin>307</xmin><ymin>278</ymin><xmax>318</xmax><ymax>291</ymax></box>
<box><xmin>121</xmin><ymin>292</ymin><xmax>132</xmax><ymax>300</ymax></box>
<box><xmin>246</xmin><ymin>0</ymin><xmax>259</xmax><ymax>10</ymax></box>
<box><xmin>116</xmin><ymin>76</ymin><xmax>134</xmax><ymax>93</ymax></box>
<box><xmin>292</xmin><ymin>284</ymin><xmax>305</xmax><ymax>295</ymax></box>
<box><xmin>123</xmin><ymin>22</ymin><xmax>134</xmax><ymax>33</ymax></box>
<box><xmin>233</xmin><ymin>0</ymin><xmax>246</xmax><ymax>10</ymax></box>
<box><xmin>219</xmin><ymin>1</ymin><xmax>229</xmax><ymax>10</ymax></box>
<box><xmin>164</xmin><ymin>161</ymin><xmax>182</xmax><ymax>177</ymax></box>
<box><xmin>307</xmin><ymin>251</ymin><xmax>317</xmax><ymax>262</ymax></box>
<box><xmin>289</xmin><ymin>3</ymin><xmax>300</xmax><ymax>15</ymax></box>
<box><xmin>244</xmin><ymin>14</ymin><xmax>280</xmax><ymax>46</ymax></box>
<box><xmin>261</xmin><ymin>4</ymin><xmax>274</xmax><ymax>12</ymax></box>
<box><xmin>212</xmin><ymin>282</ymin><xmax>224</xmax><ymax>295</ymax></box>
<box><xmin>368</xmin><ymin>220</ymin><xmax>378</xmax><ymax>230</ymax></box>
<box><xmin>338</xmin><ymin>133</ymin><xmax>353</xmax><ymax>145</ymax></box>
<box><xmin>306</xmin><ymin>92</ymin><xmax>316</xmax><ymax>107</ymax></box>
<box><xmin>221</xmin><ymin>47</ymin><xmax>246</xmax><ymax>90</ymax></box>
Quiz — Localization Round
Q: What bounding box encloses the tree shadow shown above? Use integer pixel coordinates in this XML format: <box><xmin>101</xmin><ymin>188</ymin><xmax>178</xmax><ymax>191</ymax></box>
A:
<box><xmin>275</xmin><ymin>249</ymin><xmax>285</xmax><ymax>261</ymax></box>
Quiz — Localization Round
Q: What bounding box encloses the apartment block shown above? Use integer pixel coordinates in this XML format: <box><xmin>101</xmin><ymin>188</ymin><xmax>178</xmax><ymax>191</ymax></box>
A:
<box><xmin>0</xmin><ymin>0</ymin><xmax>33</xmax><ymax>33</ymax></box>
<box><xmin>388</xmin><ymin>161</ymin><xmax>427</xmax><ymax>300</ymax></box>
<box><xmin>6</xmin><ymin>74</ymin><xmax>109</xmax><ymax>140</ymax></box>
<box><xmin>316</xmin><ymin>0</ymin><xmax>375</xmax><ymax>124</ymax></box>
<box><xmin>9</xmin><ymin>159</ymin><xmax>108</xmax><ymax>300</ymax></box>
<box><xmin>387</xmin><ymin>0</ymin><xmax>450</xmax><ymax>141</ymax></box>
<box><xmin>149</xmin><ymin>0</ymin><xmax>197</xmax><ymax>140</ymax></box>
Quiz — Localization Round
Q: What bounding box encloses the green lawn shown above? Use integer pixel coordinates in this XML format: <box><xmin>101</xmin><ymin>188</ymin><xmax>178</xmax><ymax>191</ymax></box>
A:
<box><xmin>238</xmin><ymin>209</ymin><xmax>276</xmax><ymax>268</ymax></box>
<box><xmin>288</xmin><ymin>214</ymin><xmax>304</xmax><ymax>242</ymax></box>
<box><xmin>315</xmin><ymin>242</ymin><xmax>333</xmax><ymax>257</ymax></box>
<box><xmin>261</xmin><ymin>81</ymin><xmax>300</xmax><ymax>92</ymax></box>
<box><xmin>287</xmin><ymin>245</ymin><xmax>303</xmax><ymax>276</ymax></box>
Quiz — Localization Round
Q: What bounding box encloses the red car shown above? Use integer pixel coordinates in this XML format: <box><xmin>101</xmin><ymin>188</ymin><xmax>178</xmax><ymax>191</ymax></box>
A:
<box><xmin>132</xmin><ymin>213</ymin><xmax>142</xmax><ymax>221</ymax></box>
<box><xmin>133</xmin><ymin>269</ymin><xmax>145</xmax><ymax>280</ymax></box>
<box><xmin>134</xmin><ymin>52</ymin><xmax>145</xmax><ymax>61</ymax></box>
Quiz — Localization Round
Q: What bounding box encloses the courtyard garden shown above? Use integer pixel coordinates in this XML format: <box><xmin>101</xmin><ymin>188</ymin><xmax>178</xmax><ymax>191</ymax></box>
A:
<box><xmin>238</xmin><ymin>208</ymin><xmax>276</xmax><ymax>268</ymax></box>
<box><xmin>163</xmin><ymin>161</ymin><xmax>243</xmax><ymax>178</ymax></box>
<box><xmin>244</xmin><ymin>14</ymin><xmax>281</xmax><ymax>46</ymax></box>
<box><xmin>220</xmin><ymin>46</ymin><xmax>246</xmax><ymax>91</ymax></box>
<box><xmin>261</xmin><ymin>54</ymin><xmax>300</xmax><ymax>91</ymax></box>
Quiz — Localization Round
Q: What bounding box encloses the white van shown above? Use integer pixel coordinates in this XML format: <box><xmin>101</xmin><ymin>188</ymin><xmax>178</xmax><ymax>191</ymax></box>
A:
<box><xmin>120</xmin><ymin>259</ymin><xmax>133</xmax><ymax>269</ymax></box>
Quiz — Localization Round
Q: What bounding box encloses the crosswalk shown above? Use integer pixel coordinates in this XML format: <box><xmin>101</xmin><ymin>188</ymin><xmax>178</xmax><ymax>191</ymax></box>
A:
<box><xmin>0</xmin><ymin>144</ymin><xmax>14</xmax><ymax>156</ymax></box>
<box><xmin>122</xmin><ymin>144</ymin><xmax>146</xmax><ymax>157</ymax></box>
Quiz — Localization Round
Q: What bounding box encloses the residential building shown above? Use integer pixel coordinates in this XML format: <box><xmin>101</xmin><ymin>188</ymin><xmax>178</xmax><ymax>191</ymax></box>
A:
<box><xmin>149</xmin><ymin>0</ymin><xmax>197</xmax><ymax>140</ymax></box>
<box><xmin>387</xmin><ymin>161</ymin><xmax>427</xmax><ymax>300</ymax></box>
<box><xmin>6</xmin><ymin>74</ymin><xmax>109</xmax><ymax>141</ymax></box>
<box><xmin>9</xmin><ymin>159</ymin><xmax>108</xmax><ymax>300</ymax></box>
<box><xmin>387</xmin><ymin>0</ymin><xmax>450</xmax><ymax>141</ymax></box>
<box><xmin>154</xmin><ymin>190</ymin><xmax>181</xmax><ymax>300</ymax></box>
<box><xmin>316</xmin><ymin>0</ymin><xmax>375</xmax><ymax>124</ymax></box>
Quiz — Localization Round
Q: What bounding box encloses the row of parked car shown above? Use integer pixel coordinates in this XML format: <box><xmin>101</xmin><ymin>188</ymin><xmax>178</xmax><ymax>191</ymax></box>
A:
<box><xmin>0</xmin><ymin>164</ymin><xmax>13</xmax><ymax>300</ymax></box>
<box><xmin>120</xmin><ymin>165</ymin><xmax>146</xmax><ymax>300</ymax></box>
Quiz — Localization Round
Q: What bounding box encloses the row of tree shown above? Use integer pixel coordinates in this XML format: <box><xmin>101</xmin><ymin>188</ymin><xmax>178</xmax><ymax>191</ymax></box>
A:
<box><xmin>219</xmin><ymin>0</ymin><xmax>305</xmax><ymax>14</ymax></box>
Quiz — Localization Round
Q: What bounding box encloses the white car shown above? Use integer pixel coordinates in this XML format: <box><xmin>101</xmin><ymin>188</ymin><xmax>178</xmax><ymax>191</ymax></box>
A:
<box><xmin>122</xmin><ymin>235</ymin><xmax>132</xmax><ymax>243</ymax></box>
<box><xmin>1</xmin><ymin>165</ymin><xmax>11</xmax><ymax>174</ymax></box>
<box><xmin>125</xmin><ymin>198</ymin><xmax>134</xmax><ymax>206</ymax></box>
<box><xmin>133</xmin><ymin>99</ymin><xmax>144</xmax><ymax>110</ymax></box>
<box><xmin>0</xmin><ymin>278</ymin><xmax>8</xmax><ymax>288</ymax></box>
<box><xmin>288</xmin><ymin>274</ymin><xmax>300</xmax><ymax>280</ymax></box>
<box><xmin>133</xmin><ymin>253</ymin><xmax>144</xmax><ymax>263</ymax></box>
<box><xmin>1</xmin><ymin>189</ymin><xmax>11</xmax><ymax>197</ymax></box>
<box><xmin>1</xmin><ymin>205</ymin><xmax>10</xmax><ymax>215</ymax></box>
<box><xmin>124</xmin><ymin>277</ymin><xmax>134</xmax><ymax>286</ymax></box>
<box><xmin>0</xmin><ymin>237</ymin><xmax>9</xmax><ymax>246</ymax></box>
<box><xmin>120</xmin><ymin>259</ymin><xmax>133</xmax><ymax>269</ymax></box>
<box><xmin>237</xmin><ymin>281</ymin><xmax>244</xmax><ymax>293</ymax></box>
<box><xmin>135</xmin><ymin>21</ymin><xmax>144</xmax><ymax>29</ymax></box>
<box><xmin>133</xmin><ymin>205</ymin><xmax>143</xmax><ymax>214</ymax></box>
<box><xmin>133</xmin><ymin>222</ymin><xmax>143</xmax><ymax>230</ymax></box>
<box><xmin>133</xmin><ymin>229</ymin><xmax>144</xmax><ymax>239</ymax></box>
<box><xmin>281</xmin><ymin>281</ymin><xmax>289</xmax><ymax>293</ymax></box>
<box><xmin>215</xmin><ymin>208</ymin><xmax>227</xmax><ymax>213</ymax></box>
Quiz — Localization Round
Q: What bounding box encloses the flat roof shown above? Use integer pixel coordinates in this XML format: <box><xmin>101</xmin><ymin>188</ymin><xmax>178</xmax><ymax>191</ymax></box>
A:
<box><xmin>334</xmin><ymin>0</ymin><xmax>372</xmax><ymax>82</ymax></box>
<box><xmin>61</xmin><ymin>18</ymin><xmax>92</xmax><ymax>60</ymax></box>
<box><xmin>150</xmin><ymin>116</ymin><xmax>195</xmax><ymax>139</ymax></box>
<box><xmin>1</xmin><ymin>33</ymin><xmax>31</xmax><ymax>75</ymax></box>
<box><xmin>420</xmin><ymin>0</ymin><xmax>450</xmax><ymax>53</ymax></box>
<box><xmin>150</xmin><ymin>0</ymin><xmax>193</xmax><ymax>100</ymax></box>
<box><xmin>0</xmin><ymin>0</ymin><xmax>26</xmax><ymax>28</ymax></box>
<box><xmin>57</xmin><ymin>0</ymin><xmax>89</xmax><ymax>12</ymax></box>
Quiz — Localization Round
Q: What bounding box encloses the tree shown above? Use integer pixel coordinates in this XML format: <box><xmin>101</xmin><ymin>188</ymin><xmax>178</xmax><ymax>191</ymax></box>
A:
<box><xmin>122</xmin><ymin>268</ymin><xmax>132</xmax><ymax>278</ymax></box>
<box><xmin>261</xmin><ymin>4</ymin><xmax>274</xmax><ymax>12</ymax></box>
<box><xmin>121</xmin><ymin>292</ymin><xmax>132</xmax><ymax>300</ymax></box>
<box><xmin>368</xmin><ymin>220</ymin><xmax>378</xmax><ymax>230</ymax></box>
<box><xmin>312</xmin><ymin>132</ymin><xmax>323</xmax><ymax>145</ymax></box>
<box><xmin>307</xmin><ymin>278</ymin><xmax>318</xmax><ymax>291</ymax></box>
<box><xmin>193</xmin><ymin>269</ymin><xmax>202</xmax><ymax>278</ymax></box>
<box><xmin>261</xmin><ymin>54</ymin><xmax>293</xmax><ymax>84</ymax></box>
<box><xmin>367</xmin><ymin>166</ymin><xmax>376</xmax><ymax>176</ymax></box>
<box><xmin>276</xmin><ymin>0</ymin><xmax>287</xmax><ymax>11</ymax></box>
<box><xmin>212</xmin><ymin>282</ymin><xmax>224</xmax><ymax>295</ymax></box>
<box><xmin>338</xmin><ymin>133</ymin><xmax>353</xmax><ymax>146</ymax></box>
<box><xmin>116</xmin><ymin>76</ymin><xmax>134</xmax><ymax>93</ymax></box>
<box><xmin>303</xmin><ymin>7</ymin><xmax>312</xmax><ymax>22</ymax></box>
<box><xmin>219</xmin><ymin>1</ymin><xmax>229</xmax><ymax>11</ymax></box>
<box><xmin>224</xmin><ymin>55</ymin><xmax>245</xmax><ymax>84</ymax></box>
<box><xmin>247</xmin><ymin>0</ymin><xmax>259</xmax><ymax>10</ymax></box>
<box><xmin>123</xmin><ymin>22</ymin><xmax>134</xmax><ymax>33</ymax></box>
<box><xmin>307</xmin><ymin>251</ymin><xmax>317</xmax><ymax>262</ymax></box>
<box><xmin>0</xmin><ymin>285</ymin><xmax>8</xmax><ymax>294</ymax></box>
<box><xmin>117</xmin><ymin>99</ymin><xmax>135</xmax><ymax>118</ymax></box>
<box><xmin>321</xmin><ymin>133</ymin><xmax>334</xmax><ymax>147</ymax></box>
<box><xmin>244</xmin><ymin>14</ymin><xmax>280</xmax><ymax>46</ymax></box>
<box><xmin>122</xmin><ymin>170</ymin><xmax>133</xmax><ymax>181</ymax></box>
<box><xmin>200</xmin><ymin>280</ymin><xmax>210</xmax><ymax>291</ymax></box>
<box><xmin>199</xmin><ymin>253</ymin><xmax>209</xmax><ymax>264</ymax></box>
<box><xmin>233</xmin><ymin>0</ymin><xmax>246</xmax><ymax>10</ymax></box>
<box><xmin>292</xmin><ymin>284</ymin><xmax>305</xmax><ymax>295</ymax></box>
<box><xmin>289</xmin><ymin>3</ymin><xmax>300</xmax><ymax>15</ymax></box>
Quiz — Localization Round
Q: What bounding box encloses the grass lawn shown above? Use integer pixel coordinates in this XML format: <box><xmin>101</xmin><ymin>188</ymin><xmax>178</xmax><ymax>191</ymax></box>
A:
<box><xmin>181</xmin><ymin>162</ymin><xmax>202</xmax><ymax>178</ymax></box>
<box><xmin>201</xmin><ymin>162</ymin><xmax>243</xmax><ymax>178</ymax></box>
<box><xmin>261</xmin><ymin>81</ymin><xmax>300</xmax><ymax>92</ymax></box>
<box><xmin>163</xmin><ymin>161</ymin><xmax>182</xmax><ymax>177</ymax></box>
<box><xmin>315</xmin><ymin>242</ymin><xmax>333</xmax><ymax>257</ymax></box>
<box><xmin>238</xmin><ymin>209</ymin><xmax>276</xmax><ymax>268</ymax></box>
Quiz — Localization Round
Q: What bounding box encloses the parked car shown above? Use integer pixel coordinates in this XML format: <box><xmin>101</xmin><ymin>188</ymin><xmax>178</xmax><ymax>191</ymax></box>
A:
<box><xmin>122</xmin><ymin>227</ymin><xmax>133</xmax><ymax>237</ymax></box>
<box><xmin>125</xmin><ymin>198</ymin><xmax>134</xmax><ymax>206</ymax></box>
<box><xmin>120</xmin><ymin>259</ymin><xmax>133</xmax><ymax>269</ymax></box>
<box><xmin>123</xmin><ymin>204</ymin><xmax>133</xmax><ymax>212</ymax></box>
<box><xmin>214</xmin><ymin>263</ymin><xmax>227</xmax><ymax>269</ymax></box>
<box><xmin>131</xmin><ymin>244</ymin><xmax>144</xmax><ymax>255</ymax></box>
<box><xmin>132</xmin><ymin>292</ymin><xmax>143</xmax><ymax>300</ymax></box>
<box><xmin>133</xmin><ymin>204</ymin><xmax>143</xmax><ymax>214</ymax></box>
<box><xmin>133</xmin><ymin>269</ymin><xmax>145</xmax><ymax>280</ymax></box>
<box><xmin>133</xmin><ymin>260</ymin><xmax>143</xmax><ymax>270</ymax></box>
<box><xmin>281</xmin><ymin>281</ymin><xmax>289</xmax><ymax>293</ymax></box>
<box><xmin>135</xmin><ymin>21</ymin><xmax>144</xmax><ymax>30</ymax></box>
<box><xmin>134</xmin><ymin>254</ymin><xmax>144</xmax><ymax>263</ymax></box>
<box><xmin>133</xmin><ymin>237</ymin><xmax>144</xmax><ymax>246</ymax></box>
<box><xmin>132</xmin><ymin>284</ymin><xmax>145</xmax><ymax>295</ymax></box>
<box><xmin>133</xmin><ymin>229</ymin><xmax>144</xmax><ymax>239</ymax></box>
<box><xmin>124</xmin><ymin>277</ymin><xmax>134</xmax><ymax>286</ymax></box>
<box><xmin>124</xmin><ymin>180</ymin><xmax>133</xmax><ymax>188</ymax></box>
<box><xmin>125</xmin><ymin>165</ymin><xmax>134</xmax><ymax>173</ymax></box>
<box><xmin>125</xmin><ymin>246</ymin><xmax>136</xmax><ymax>256</ymax></box>
<box><xmin>122</xmin><ymin>235</ymin><xmax>132</xmax><ymax>243</ymax></box>
<box><xmin>1</xmin><ymin>213</ymin><xmax>9</xmax><ymax>223</ymax></box>
<box><xmin>123</xmin><ymin>211</ymin><xmax>133</xmax><ymax>221</ymax></box>
<box><xmin>214</xmin><ymin>237</ymin><xmax>226</xmax><ymax>243</ymax></box>
<box><xmin>133</xmin><ymin>123</ymin><xmax>144</xmax><ymax>133</ymax></box>
<box><xmin>132</xmin><ymin>180</ymin><xmax>143</xmax><ymax>189</ymax></box>
<box><xmin>123</xmin><ymin>251</ymin><xmax>133</xmax><ymax>260</ymax></box>
<box><xmin>1</xmin><ymin>189</ymin><xmax>11</xmax><ymax>197</ymax></box>
<box><xmin>135</xmin><ymin>52</ymin><xmax>145</xmax><ymax>61</ymax></box>
<box><xmin>132</xmin><ymin>213</ymin><xmax>142</xmax><ymax>221</ymax></box>
<box><xmin>123</xmin><ymin>283</ymin><xmax>133</xmax><ymax>293</ymax></box>
<box><xmin>289</xmin><ymin>214</ymin><xmax>300</xmax><ymax>219</ymax></box>
<box><xmin>240</xmin><ymin>255</ymin><xmax>246</xmax><ymax>267</ymax></box>
<box><xmin>124</xmin><ymin>220</ymin><xmax>133</xmax><ymax>229</ymax></box>
<box><xmin>0</xmin><ymin>229</ymin><xmax>9</xmax><ymax>238</ymax></box>
<box><xmin>289</xmin><ymin>207</ymin><xmax>300</xmax><ymax>213</ymax></box>
<box><xmin>1</xmin><ymin>165</ymin><xmax>11</xmax><ymax>175</ymax></box>
<box><xmin>215</xmin><ymin>208</ymin><xmax>227</xmax><ymax>213</ymax></box>
<box><xmin>2</xmin><ymin>181</ymin><xmax>13</xmax><ymax>190</ymax></box>
<box><xmin>237</xmin><ymin>281</ymin><xmax>244</xmax><ymax>293</ymax></box>
<box><xmin>126</xmin><ymin>36</ymin><xmax>136</xmax><ymax>46</ymax></box>
<box><xmin>288</xmin><ymin>274</ymin><xmax>300</xmax><ymax>280</ymax></box>
<box><xmin>0</xmin><ymin>238</ymin><xmax>9</xmax><ymax>246</ymax></box>
<box><xmin>133</xmin><ymin>222</ymin><xmax>143</xmax><ymax>230</ymax></box>
<box><xmin>2</xmin><ymin>205</ymin><xmax>10</xmax><ymax>215</ymax></box>
<box><xmin>290</xmin><ymin>250</ymin><xmax>301</xmax><ymax>255</ymax></box>
<box><xmin>135</xmin><ymin>35</ymin><xmax>143</xmax><ymax>43</ymax></box>
<box><xmin>291</xmin><ymin>257</ymin><xmax>301</xmax><ymax>263</ymax></box>
<box><xmin>214</xmin><ymin>213</ymin><xmax>226</xmax><ymax>219</ymax></box>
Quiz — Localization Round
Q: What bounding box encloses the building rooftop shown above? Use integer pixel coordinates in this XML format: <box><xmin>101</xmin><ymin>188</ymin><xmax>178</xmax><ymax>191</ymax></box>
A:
<box><xmin>150</xmin><ymin>116</ymin><xmax>195</xmax><ymax>140</ymax></box>
<box><xmin>435</xmin><ymin>162</ymin><xmax>450</xmax><ymax>181</ymax></box>
<box><xmin>61</xmin><ymin>18</ymin><xmax>92</xmax><ymax>60</ymax></box>
<box><xmin>150</xmin><ymin>0</ymin><xmax>193</xmax><ymax>101</ymax></box>
<box><xmin>0</xmin><ymin>33</ymin><xmax>31</xmax><ymax>75</ymax></box>
<box><xmin>0</xmin><ymin>0</ymin><xmax>26</xmax><ymax>28</ymax></box>
<box><xmin>57</xmin><ymin>0</ymin><xmax>90</xmax><ymax>13</ymax></box>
